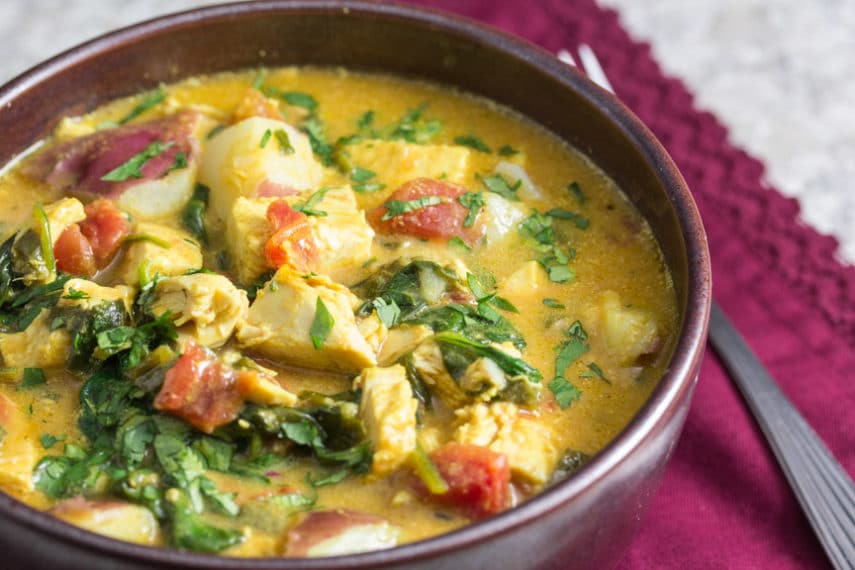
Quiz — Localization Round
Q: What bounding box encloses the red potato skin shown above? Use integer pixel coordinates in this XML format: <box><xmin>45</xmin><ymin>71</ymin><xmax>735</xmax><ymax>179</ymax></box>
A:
<box><xmin>424</xmin><ymin>442</ymin><xmax>511</xmax><ymax>519</ymax></box>
<box><xmin>284</xmin><ymin>510</ymin><xmax>389</xmax><ymax>557</ymax></box>
<box><xmin>54</xmin><ymin>200</ymin><xmax>130</xmax><ymax>277</ymax></box>
<box><xmin>264</xmin><ymin>199</ymin><xmax>318</xmax><ymax>272</ymax></box>
<box><xmin>367</xmin><ymin>178</ymin><xmax>484</xmax><ymax>245</ymax></box>
<box><xmin>24</xmin><ymin>111</ymin><xmax>200</xmax><ymax>199</ymax></box>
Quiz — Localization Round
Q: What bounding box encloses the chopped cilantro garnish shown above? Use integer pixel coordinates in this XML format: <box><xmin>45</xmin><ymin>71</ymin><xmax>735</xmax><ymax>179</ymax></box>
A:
<box><xmin>118</xmin><ymin>88</ymin><xmax>166</xmax><ymax>125</ymax></box>
<box><xmin>546</xmin><ymin>208</ymin><xmax>589</xmax><ymax>229</ymax></box>
<box><xmin>568</xmin><ymin>181</ymin><xmax>586</xmax><ymax>205</ymax></box>
<box><xmin>302</xmin><ymin>114</ymin><xmax>333</xmax><ymax>166</ymax></box>
<box><xmin>164</xmin><ymin>151</ymin><xmax>188</xmax><ymax>175</ymax></box>
<box><xmin>292</xmin><ymin>188</ymin><xmax>330</xmax><ymax>217</ymax></box>
<box><xmin>62</xmin><ymin>288</ymin><xmax>89</xmax><ymax>300</ymax></box>
<box><xmin>19</xmin><ymin>367</ymin><xmax>46</xmax><ymax>389</ymax></box>
<box><xmin>548</xmin><ymin>377</ymin><xmax>581</xmax><ymax>409</ymax></box>
<box><xmin>40</xmin><ymin>433</ymin><xmax>66</xmax><ymax>449</ymax></box>
<box><xmin>481</xmin><ymin>173</ymin><xmax>521</xmax><ymax>201</ymax></box>
<box><xmin>206</xmin><ymin>124</ymin><xmax>227</xmax><ymax>140</ymax></box>
<box><xmin>448</xmin><ymin>236</ymin><xmax>471</xmax><ymax>252</ymax></box>
<box><xmin>259</xmin><ymin>128</ymin><xmax>272</xmax><ymax>148</ymax></box>
<box><xmin>454</xmin><ymin>135</ymin><xmax>491</xmax><ymax>153</ymax></box>
<box><xmin>498</xmin><ymin>144</ymin><xmax>519</xmax><ymax>157</ymax></box>
<box><xmin>282</xmin><ymin>91</ymin><xmax>318</xmax><ymax>112</ymax></box>
<box><xmin>542</xmin><ymin>298</ymin><xmax>565</xmax><ymax>309</ymax></box>
<box><xmin>350</xmin><ymin>166</ymin><xmax>377</xmax><ymax>183</ymax></box>
<box><xmin>371</xmin><ymin>297</ymin><xmax>401</xmax><ymax>328</ymax></box>
<box><xmin>274</xmin><ymin>128</ymin><xmax>295</xmax><ymax>155</ymax></box>
<box><xmin>100</xmin><ymin>141</ymin><xmax>174</xmax><ymax>182</ymax></box>
<box><xmin>357</xmin><ymin>110</ymin><xmax>375</xmax><ymax>130</ymax></box>
<box><xmin>310</xmin><ymin>298</ymin><xmax>334</xmax><ymax>350</ymax></box>
<box><xmin>519</xmin><ymin>210</ymin><xmax>577</xmax><ymax>283</ymax></box>
<box><xmin>456</xmin><ymin>191</ymin><xmax>484</xmax><ymax>228</ymax></box>
<box><xmin>581</xmin><ymin>362</ymin><xmax>611</xmax><ymax>384</ymax></box>
<box><xmin>380</xmin><ymin>196</ymin><xmax>444</xmax><ymax>221</ymax></box>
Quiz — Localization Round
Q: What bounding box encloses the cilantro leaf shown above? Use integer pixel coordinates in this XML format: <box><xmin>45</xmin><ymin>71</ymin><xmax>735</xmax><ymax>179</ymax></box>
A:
<box><xmin>568</xmin><ymin>181</ymin><xmax>586</xmax><ymax>205</ymax></box>
<box><xmin>481</xmin><ymin>173</ymin><xmax>521</xmax><ymax>201</ymax></box>
<box><xmin>292</xmin><ymin>187</ymin><xmax>330</xmax><ymax>217</ymax></box>
<box><xmin>457</xmin><ymin>191</ymin><xmax>484</xmax><ymax>228</ymax></box>
<box><xmin>543</xmin><ymin>298</ymin><xmax>565</xmax><ymax>309</ymax></box>
<box><xmin>310</xmin><ymin>298</ymin><xmax>334</xmax><ymax>349</ymax></box>
<box><xmin>548</xmin><ymin>377</ymin><xmax>581</xmax><ymax>409</ymax></box>
<box><xmin>380</xmin><ymin>196</ymin><xmax>443</xmax><ymax>221</ymax></box>
<box><xmin>498</xmin><ymin>144</ymin><xmax>519</xmax><ymax>157</ymax></box>
<box><xmin>282</xmin><ymin>91</ymin><xmax>318</xmax><ymax>112</ymax></box>
<box><xmin>118</xmin><ymin>88</ymin><xmax>166</xmax><ymax>125</ymax></box>
<box><xmin>454</xmin><ymin>135</ymin><xmax>491</xmax><ymax>153</ymax></box>
<box><xmin>19</xmin><ymin>367</ymin><xmax>46</xmax><ymax>389</ymax></box>
<box><xmin>259</xmin><ymin>128</ymin><xmax>272</xmax><ymax>148</ymax></box>
<box><xmin>100</xmin><ymin>141</ymin><xmax>174</xmax><ymax>182</ymax></box>
<box><xmin>274</xmin><ymin>128</ymin><xmax>295</xmax><ymax>155</ymax></box>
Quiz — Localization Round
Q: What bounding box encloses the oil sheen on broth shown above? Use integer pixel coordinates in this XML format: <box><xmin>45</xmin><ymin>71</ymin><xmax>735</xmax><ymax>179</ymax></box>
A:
<box><xmin>0</xmin><ymin>67</ymin><xmax>677</xmax><ymax>557</ymax></box>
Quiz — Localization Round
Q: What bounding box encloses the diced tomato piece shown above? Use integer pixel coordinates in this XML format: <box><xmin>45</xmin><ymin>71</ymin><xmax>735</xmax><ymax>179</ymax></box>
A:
<box><xmin>54</xmin><ymin>224</ymin><xmax>97</xmax><ymax>277</ymax></box>
<box><xmin>424</xmin><ymin>443</ymin><xmax>510</xmax><ymax>519</ymax></box>
<box><xmin>154</xmin><ymin>341</ymin><xmax>244</xmax><ymax>434</ymax></box>
<box><xmin>264</xmin><ymin>200</ymin><xmax>318</xmax><ymax>272</ymax></box>
<box><xmin>232</xmin><ymin>88</ymin><xmax>284</xmax><ymax>123</ymax></box>
<box><xmin>78</xmin><ymin>200</ymin><xmax>131</xmax><ymax>268</ymax></box>
<box><xmin>367</xmin><ymin>178</ymin><xmax>484</xmax><ymax>245</ymax></box>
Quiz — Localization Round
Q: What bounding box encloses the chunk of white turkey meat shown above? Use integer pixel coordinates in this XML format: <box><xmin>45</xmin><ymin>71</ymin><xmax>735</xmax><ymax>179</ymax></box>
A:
<box><xmin>0</xmin><ymin>393</ymin><xmax>38</xmax><ymax>496</ymax></box>
<box><xmin>453</xmin><ymin>402</ymin><xmax>559</xmax><ymax>485</ymax></box>
<box><xmin>199</xmin><ymin>117</ymin><xmax>323</xmax><ymax>225</ymax></box>
<box><xmin>354</xmin><ymin>365</ymin><xmax>419</xmax><ymax>477</ymax></box>
<box><xmin>587</xmin><ymin>290</ymin><xmax>661</xmax><ymax>367</ymax></box>
<box><xmin>148</xmin><ymin>273</ymin><xmax>249</xmax><ymax>348</ymax></box>
<box><xmin>114</xmin><ymin>223</ymin><xmax>203</xmax><ymax>286</ymax></box>
<box><xmin>236</xmin><ymin>267</ymin><xmax>378</xmax><ymax>373</ymax></box>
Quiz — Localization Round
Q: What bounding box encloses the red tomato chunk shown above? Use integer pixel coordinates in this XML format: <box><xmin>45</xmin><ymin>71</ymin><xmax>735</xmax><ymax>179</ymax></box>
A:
<box><xmin>154</xmin><ymin>341</ymin><xmax>245</xmax><ymax>434</ymax></box>
<box><xmin>264</xmin><ymin>199</ymin><xmax>318</xmax><ymax>272</ymax></box>
<box><xmin>54</xmin><ymin>199</ymin><xmax>130</xmax><ymax>277</ymax></box>
<box><xmin>368</xmin><ymin>178</ymin><xmax>484</xmax><ymax>245</ymax></box>
<box><xmin>426</xmin><ymin>442</ymin><xmax>510</xmax><ymax>519</ymax></box>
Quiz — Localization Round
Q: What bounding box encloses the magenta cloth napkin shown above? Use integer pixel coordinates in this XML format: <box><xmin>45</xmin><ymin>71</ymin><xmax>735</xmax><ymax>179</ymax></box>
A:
<box><xmin>406</xmin><ymin>0</ymin><xmax>855</xmax><ymax>567</ymax></box>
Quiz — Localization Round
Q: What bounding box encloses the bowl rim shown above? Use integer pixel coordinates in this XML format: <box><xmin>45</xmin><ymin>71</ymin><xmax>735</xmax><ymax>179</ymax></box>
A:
<box><xmin>0</xmin><ymin>1</ymin><xmax>711</xmax><ymax>567</ymax></box>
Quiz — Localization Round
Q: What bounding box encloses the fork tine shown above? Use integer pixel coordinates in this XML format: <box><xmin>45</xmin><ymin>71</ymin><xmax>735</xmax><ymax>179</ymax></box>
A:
<box><xmin>557</xmin><ymin>49</ymin><xmax>577</xmax><ymax>67</ymax></box>
<box><xmin>577</xmin><ymin>44</ymin><xmax>615</xmax><ymax>94</ymax></box>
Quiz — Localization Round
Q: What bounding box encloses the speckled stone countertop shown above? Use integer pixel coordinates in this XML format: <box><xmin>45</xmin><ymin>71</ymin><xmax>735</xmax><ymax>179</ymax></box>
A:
<box><xmin>1</xmin><ymin>0</ymin><xmax>852</xmax><ymax>262</ymax></box>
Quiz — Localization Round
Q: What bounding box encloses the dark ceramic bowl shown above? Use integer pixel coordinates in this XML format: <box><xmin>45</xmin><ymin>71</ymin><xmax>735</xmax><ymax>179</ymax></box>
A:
<box><xmin>0</xmin><ymin>1</ymin><xmax>711</xmax><ymax>568</ymax></box>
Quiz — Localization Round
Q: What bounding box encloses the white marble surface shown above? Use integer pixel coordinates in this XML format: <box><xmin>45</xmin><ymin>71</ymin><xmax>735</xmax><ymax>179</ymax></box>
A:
<box><xmin>0</xmin><ymin>0</ymin><xmax>852</xmax><ymax>263</ymax></box>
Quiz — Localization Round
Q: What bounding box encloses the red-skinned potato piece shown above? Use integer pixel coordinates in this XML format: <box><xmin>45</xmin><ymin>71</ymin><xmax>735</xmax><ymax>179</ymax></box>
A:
<box><xmin>54</xmin><ymin>200</ymin><xmax>129</xmax><ymax>277</ymax></box>
<box><xmin>154</xmin><ymin>341</ymin><xmax>245</xmax><ymax>434</ymax></box>
<box><xmin>423</xmin><ymin>442</ymin><xmax>511</xmax><ymax>519</ymax></box>
<box><xmin>24</xmin><ymin>110</ymin><xmax>199</xmax><ymax>199</ymax></box>
<box><xmin>264</xmin><ymin>199</ymin><xmax>318</xmax><ymax>272</ymax></box>
<box><xmin>367</xmin><ymin>178</ymin><xmax>484</xmax><ymax>245</ymax></box>
<box><xmin>284</xmin><ymin>510</ymin><xmax>399</xmax><ymax>557</ymax></box>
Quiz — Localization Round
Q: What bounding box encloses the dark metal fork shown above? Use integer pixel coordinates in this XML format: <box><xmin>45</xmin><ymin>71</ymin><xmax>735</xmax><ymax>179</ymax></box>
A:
<box><xmin>561</xmin><ymin>44</ymin><xmax>855</xmax><ymax>570</ymax></box>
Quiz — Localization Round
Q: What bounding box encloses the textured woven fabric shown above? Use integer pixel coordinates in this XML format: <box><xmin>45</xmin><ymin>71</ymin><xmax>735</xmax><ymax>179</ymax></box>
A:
<box><xmin>407</xmin><ymin>1</ymin><xmax>854</xmax><ymax>568</ymax></box>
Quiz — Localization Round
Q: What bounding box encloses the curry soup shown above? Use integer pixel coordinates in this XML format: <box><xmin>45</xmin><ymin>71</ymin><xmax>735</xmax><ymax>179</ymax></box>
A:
<box><xmin>0</xmin><ymin>67</ymin><xmax>677</xmax><ymax>557</ymax></box>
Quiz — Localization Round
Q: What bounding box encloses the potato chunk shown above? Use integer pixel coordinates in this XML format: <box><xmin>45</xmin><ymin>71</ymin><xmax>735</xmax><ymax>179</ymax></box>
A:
<box><xmin>115</xmin><ymin>223</ymin><xmax>203</xmax><ymax>286</ymax></box>
<box><xmin>453</xmin><ymin>402</ymin><xmax>558</xmax><ymax>484</ymax></box>
<box><xmin>377</xmin><ymin>324</ymin><xmax>433</xmax><ymax>366</ymax></box>
<box><xmin>236</xmin><ymin>267</ymin><xmax>376</xmax><ymax>373</ymax></box>
<box><xmin>498</xmin><ymin>260</ymin><xmax>548</xmax><ymax>304</ymax></box>
<box><xmin>0</xmin><ymin>393</ymin><xmax>38</xmax><ymax>495</ymax></box>
<box><xmin>343</xmin><ymin>140</ymin><xmax>471</xmax><ymax>208</ymax></box>
<box><xmin>199</xmin><ymin>117</ymin><xmax>323</xmax><ymax>224</ymax></box>
<box><xmin>591</xmin><ymin>290</ymin><xmax>660</xmax><ymax>367</ymax></box>
<box><xmin>148</xmin><ymin>273</ymin><xmax>249</xmax><ymax>348</ymax></box>
<box><xmin>225</xmin><ymin>186</ymin><xmax>374</xmax><ymax>285</ymax></box>
<box><xmin>355</xmin><ymin>365</ymin><xmax>418</xmax><ymax>477</ymax></box>
<box><xmin>284</xmin><ymin>510</ymin><xmax>399</xmax><ymax>557</ymax></box>
<box><xmin>50</xmin><ymin>498</ymin><xmax>160</xmax><ymax>545</ymax></box>
<box><xmin>0</xmin><ymin>309</ymin><xmax>70</xmax><ymax>369</ymax></box>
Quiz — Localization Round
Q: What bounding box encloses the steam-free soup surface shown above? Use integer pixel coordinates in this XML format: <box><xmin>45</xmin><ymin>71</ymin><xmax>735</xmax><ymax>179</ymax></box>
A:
<box><xmin>0</xmin><ymin>67</ymin><xmax>676</xmax><ymax>557</ymax></box>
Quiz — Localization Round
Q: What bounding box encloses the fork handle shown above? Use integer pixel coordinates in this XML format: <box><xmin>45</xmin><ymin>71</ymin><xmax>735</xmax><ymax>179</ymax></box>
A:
<box><xmin>709</xmin><ymin>302</ymin><xmax>855</xmax><ymax>569</ymax></box>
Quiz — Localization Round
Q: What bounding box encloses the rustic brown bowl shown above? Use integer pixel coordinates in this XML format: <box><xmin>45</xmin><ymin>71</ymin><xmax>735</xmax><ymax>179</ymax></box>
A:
<box><xmin>0</xmin><ymin>1</ymin><xmax>711</xmax><ymax>568</ymax></box>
